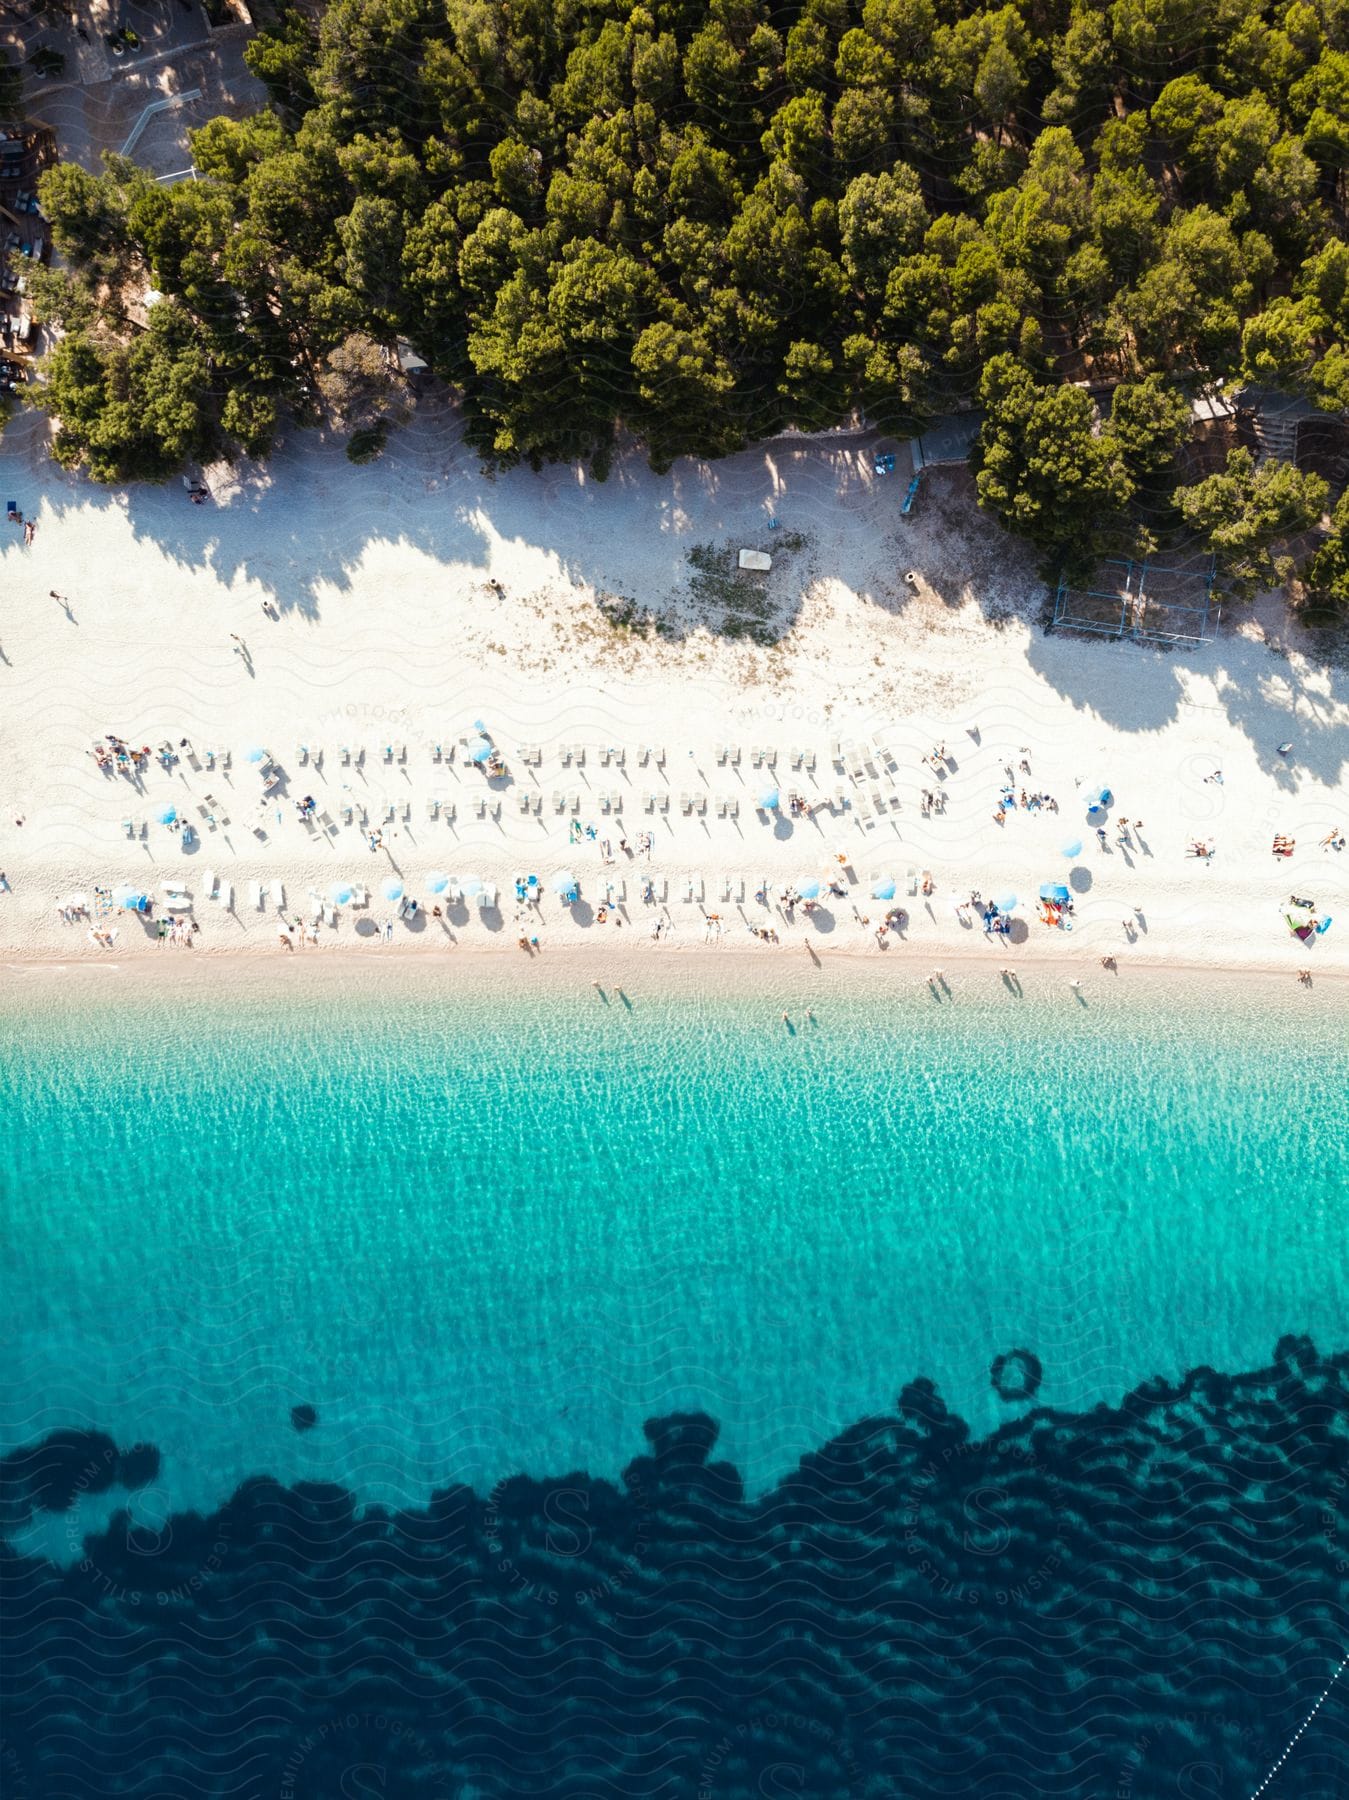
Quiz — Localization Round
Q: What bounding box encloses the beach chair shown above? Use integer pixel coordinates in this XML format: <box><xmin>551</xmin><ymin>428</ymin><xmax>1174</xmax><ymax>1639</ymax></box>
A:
<box><xmin>830</xmin><ymin>740</ymin><xmax>843</xmax><ymax>764</ymax></box>
<box><xmin>715</xmin><ymin>796</ymin><xmax>727</xmax><ymax>817</ymax></box>
<box><xmin>216</xmin><ymin>880</ymin><xmax>233</xmax><ymax>909</ymax></box>
<box><xmin>351</xmin><ymin>886</ymin><xmax>368</xmax><ymax>907</ymax></box>
<box><xmin>399</xmin><ymin>800</ymin><xmax>410</xmax><ymax>821</ymax></box>
<box><xmin>474</xmin><ymin>794</ymin><xmax>487</xmax><ymax>818</ymax></box>
<box><xmin>610</xmin><ymin>790</ymin><xmax>623</xmax><ymax>813</ymax></box>
<box><xmin>442</xmin><ymin>800</ymin><xmax>455</xmax><ymax>821</ymax></box>
<box><xmin>600</xmin><ymin>747</ymin><xmax>612</xmax><ymax>767</ymax></box>
<box><xmin>719</xmin><ymin>875</ymin><xmax>733</xmax><ymax>901</ymax></box>
<box><xmin>727</xmin><ymin>796</ymin><xmax>739</xmax><ymax>818</ymax></box>
<box><xmin>906</xmin><ymin>867</ymin><xmax>918</xmax><ymax>895</ymax></box>
<box><xmin>339</xmin><ymin>745</ymin><xmax>351</xmax><ymax>765</ymax></box>
<box><xmin>220</xmin><ymin>751</ymin><xmax>231</xmax><ymax>770</ymax></box>
<box><xmin>202</xmin><ymin>868</ymin><xmax>219</xmax><ymax>900</ymax></box>
<box><xmin>751</xmin><ymin>747</ymin><xmax>764</xmax><ymax>767</ymax></box>
<box><xmin>341</xmin><ymin>804</ymin><xmax>354</xmax><ymax>825</ymax></box>
<box><xmin>476</xmin><ymin>884</ymin><xmax>495</xmax><ymax>909</ymax></box>
<box><xmin>560</xmin><ymin>747</ymin><xmax>573</xmax><ymax>767</ymax></box>
<box><xmin>271</xmin><ymin>879</ymin><xmax>285</xmax><ymax>909</ymax></box>
<box><xmin>428</xmin><ymin>799</ymin><xmax>440</xmax><ymax>820</ymax></box>
<box><xmin>681</xmin><ymin>875</ymin><xmax>695</xmax><ymax>902</ymax></box>
<box><xmin>122</xmin><ymin>818</ymin><xmax>135</xmax><ymax>838</ymax></box>
<box><xmin>296</xmin><ymin>745</ymin><xmax>309</xmax><ymax>765</ymax></box>
<box><xmin>324</xmin><ymin>903</ymin><xmax>336</xmax><ymax>927</ymax></box>
<box><xmin>356</xmin><ymin>803</ymin><xmax>368</xmax><ymax>826</ymax></box>
<box><xmin>680</xmin><ymin>792</ymin><xmax>692</xmax><ymax>813</ymax></box>
<box><xmin>396</xmin><ymin>743</ymin><xmax>407</xmax><ymax>763</ymax></box>
<box><xmin>606</xmin><ymin>878</ymin><xmax>626</xmax><ymax>904</ymax></box>
<box><xmin>655</xmin><ymin>792</ymin><xmax>669</xmax><ymax>813</ymax></box>
<box><xmin>552</xmin><ymin>792</ymin><xmax>566</xmax><ymax>813</ymax></box>
<box><xmin>764</xmin><ymin>748</ymin><xmax>777</xmax><ymax>768</ymax></box>
<box><xmin>612</xmin><ymin>748</ymin><xmax>625</xmax><ymax>767</ymax></box>
<box><xmin>572</xmin><ymin>746</ymin><xmax>586</xmax><ymax>767</ymax></box>
<box><xmin>833</xmin><ymin>786</ymin><xmax>849</xmax><ymax>810</ymax></box>
<box><xmin>716</xmin><ymin>745</ymin><xmax>729</xmax><ymax>765</ymax></box>
<box><xmin>652</xmin><ymin>745</ymin><xmax>665</xmax><ymax>767</ymax></box>
<box><xmin>248</xmin><ymin>880</ymin><xmax>264</xmax><ymax>910</ymax></box>
<box><xmin>790</xmin><ymin>747</ymin><xmax>803</xmax><ymax>769</ymax></box>
<box><xmin>805</xmin><ymin>749</ymin><xmax>817</xmax><ymax>772</ymax></box>
<box><xmin>383</xmin><ymin>800</ymin><xmax>396</xmax><ymax>822</ymax></box>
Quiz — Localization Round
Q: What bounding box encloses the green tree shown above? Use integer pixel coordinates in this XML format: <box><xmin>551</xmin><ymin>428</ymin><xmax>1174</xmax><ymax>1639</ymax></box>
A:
<box><xmin>973</xmin><ymin>353</ymin><xmax>1133</xmax><ymax>571</ymax></box>
<box><xmin>1176</xmin><ymin>447</ymin><xmax>1328</xmax><ymax>595</ymax></box>
<box><xmin>1109</xmin><ymin>372</ymin><xmax>1192</xmax><ymax>477</ymax></box>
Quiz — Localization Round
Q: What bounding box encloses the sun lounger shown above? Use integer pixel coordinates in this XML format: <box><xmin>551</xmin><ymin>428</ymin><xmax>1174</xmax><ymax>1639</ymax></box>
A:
<box><xmin>681</xmin><ymin>875</ymin><xmax>695</xmax><ymax>902</ymax></box>
<box><xmin>571</xmin><ymin>746</ymin><xmax>585</xmax><ymax>766</ymax></box>
<box><xmin>693</xmin><ymin>793</ymin><xmax>706</xmax><ymax>814</ymax></box>
<box><xmin>202</xmin><ymin>868</ymin><xmax>219</xmax><ymax>900</ymax></box>
<box><xmin>122</xmin><ymin>818</ymin><xmax>135</xmax><ymax>838</ymax></box>
<box><xmin>248</xmin><ymin>881</ymin><xmax>264</xmax><ymax>910</ymax></box>
<box><xmin>296</xmin><ymin>746</ymin><xmax>309</xmax><ymax>765</ymax></box>
<box><xmin>323</xmin><ymin>903</ymin><xmax>336</xmax><ymax>927</ymax></box>
<box><xmin>474</xmin><ymin>795</ymin><xmax>487</xmax><ymax>817</ymax></box>
<box><xmin>216</xmin><ymin>880</ymin><xmax>233</xmax><ymax>909</ymax></box>
<box><xmin>341</xmin><ymin>804</ymin><xmax>354</xmax><ymax>825</ymax></box>
<box><xmin>442</xmin><ymin>800</ymin><xmax>455</xmax><ymax>820</ymax></box>
<box><xmin>606</xmin><ymin>878</ymin><xmax>625</xmax><ymax>903</ymax></box>
<box><xmin>267</xmin><ymin>879</ymin><xmax>284</xmax><ymax>910</ymax></box>
<box><xmin>790</xmin><ymin>747</ymin><xmax>803</xmax><ymax>768</ymax></box>
<box><xmin>906</xmin><ymin>867</ymin><xmax>918</xmax><ymax>895</ymax></box>
<box><xmin>726</xmin><ymin>796</ymin><xmax>739</xmax><ymax>818</ymax></box>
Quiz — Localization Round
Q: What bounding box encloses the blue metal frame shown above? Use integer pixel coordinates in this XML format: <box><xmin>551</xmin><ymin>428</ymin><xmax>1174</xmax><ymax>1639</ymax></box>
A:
<box><xmin>1053</xmin><ymin>554</ymin><xmax>1218</xmax><ymax>644</ymax></box>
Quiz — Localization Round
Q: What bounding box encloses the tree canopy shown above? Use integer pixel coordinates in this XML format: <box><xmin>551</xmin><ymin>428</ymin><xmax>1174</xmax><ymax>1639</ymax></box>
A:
<box><xmin>25</xmin><ymin>0</ymin><xmax>1349</xmax><ymax>582</ymax></box>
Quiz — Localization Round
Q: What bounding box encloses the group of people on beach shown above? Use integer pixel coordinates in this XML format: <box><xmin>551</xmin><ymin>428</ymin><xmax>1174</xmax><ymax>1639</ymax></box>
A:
<box><xmin>91</xmin><ymin>735</ymin><xmax>152</xmax><ymax>774</ymax></box>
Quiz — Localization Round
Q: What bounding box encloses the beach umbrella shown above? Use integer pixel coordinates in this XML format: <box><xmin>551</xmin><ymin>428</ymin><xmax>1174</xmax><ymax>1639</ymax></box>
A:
<box><xmin>994</xmin><ymin>891</ymin><xmax>1018</xmax><ymax>912</ymax></box>
<box><xmin>552</xmin><ymin>870</ymin><xmax>578</xmax><ymax>899</ymax></box>
<box><xmin>329</xmin><ymin>882</ymin><xmax>353</xmax><ymax>905</ymax></box>
<box><xmin>796</xmin><ymin>877</ymin><xmax>822</xmax><ymax>899</ymax></box>
<box><xmin>467</xmin><ymin>735</ymin><xmax>493</xmax><ymax>764</ymax></box>
<box><xmin>114</xmin><ymin>885</ymin><xmax>146</xmax><ymax>910</ymax></box>
<box><xmin>1086</xmin><ymin>803</ymin><xmax>1107</xmax><ymax>822</ymax></box>
<box><xmin>245</xmin><ymin>746</ymin><xmax>267</xmax><ymax>764</ymax></box>
<box><xmin>156</xmin><ymin>804</ymin><xmax>178</xmax><ymax>825</ymax></box>
<box><xmin>1060</xmin><ymin>837</ymin><xmax>1083</xmax><ymax>858</ymax></box>
<box><xmin>1039</xmin><ymin>882</ymin><xmax>1070</xmax><ymax>903</ymax></box>
<box><xmin>871</xmin><ymin>877</ymin><xmax>897</xmax><ymax>900</ymax></box>
<box><xmin>381</xmin><ymin>878</ymin><xmax>404</xmax><ymax>901</ymax></box>
<box><xmin>758</xmin><ymin>786</ymin><xmax>780</xmax><ymax>810</ymax></box>
<box><xmin>1082</xmin><ymin>780</ymin><xmax>1112</xmax><ymax>808</ymax></box>
<box><xmin>461</xmin><ymin>877</ymin><xmax>485</xmax><ymax>899</ymax></box>
<box><xmin>426</xmin><ymin>871</ymin><xmax>450</xmax><ymax>894</ymax></box>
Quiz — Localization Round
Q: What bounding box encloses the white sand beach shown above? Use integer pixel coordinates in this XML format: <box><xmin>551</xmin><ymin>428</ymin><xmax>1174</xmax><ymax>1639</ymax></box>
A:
<box><xmin>0</xmin><ymin>400</ymin><xmax>1345</xmax><ymax>979</ymax></box>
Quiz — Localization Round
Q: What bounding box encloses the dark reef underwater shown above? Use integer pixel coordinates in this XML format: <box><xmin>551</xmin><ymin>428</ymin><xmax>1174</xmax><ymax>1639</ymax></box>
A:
<box><xmin>2</xmin><ymin>1337</ymin><xmax>1347</xmax><ymax>1798</ymax></box>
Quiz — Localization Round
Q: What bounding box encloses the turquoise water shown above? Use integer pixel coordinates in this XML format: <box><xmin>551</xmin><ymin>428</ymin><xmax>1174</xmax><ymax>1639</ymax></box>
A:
<box><xmin>2</xmin><ymin>963</ymin><xmax>1345</xmax><ymax>1550</ymax></box>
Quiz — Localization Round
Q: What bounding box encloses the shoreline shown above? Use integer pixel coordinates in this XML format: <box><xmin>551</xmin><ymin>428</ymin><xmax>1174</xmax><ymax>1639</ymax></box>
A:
<box><xmin>3</xmin><ymin>938</ymin><xmax>1344</xmax><ymax>999</ymax></box>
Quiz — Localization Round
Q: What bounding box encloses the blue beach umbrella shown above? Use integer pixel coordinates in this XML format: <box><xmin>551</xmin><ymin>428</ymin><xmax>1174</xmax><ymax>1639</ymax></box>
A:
<box><xmin>114</xmin><ymin>885</ymin><xmax>147</xmax><ymax>910</ymax></box>
<box><xmin>382</xmin><ymin>877</ymin><xmax>404</xmax><ymax>901</ymax></box>
<box><xmin>1039</xmin><ymin>882</ymin><xmax>1070</xmax><ymax>903</ymax></box>
<box><xmin>552</xmin><ymin>870</ymin><xmax>578</xmax><ymax>900</ymax></box>
<box><xmin>758</xmin><ymin>786</ymin><xmax>779</xmax><ymax>810</ymax></box>
<box><xmin>156</xmin><ymin>804</ymin><xmax>177</xmax><ymax>825</ymax></box>
<box><xmin>426</xmin><ymin>871</ymin><xmax>450</xmax><ymax>894</ymax></box>
<box><xmin>329</xmin><ymin>882</ymin><xmax>353</xmax><ymax>905</ymax></box>
<box><xmin>796</xmin><ymin>877</ymin><xmax>822</xmax><ymax>898</ymax></box>
<box><xmin>1082</xmin><ymin>780</ymin><xmax>1112</xmax><ymax>808</ymax></box>
<box><xmin>871</xmin><ymin>876</ymin><xmax>897</xmax><ymax>900</ymax></box>
<box><xmin>994</xmin><ymin>891</ymin><xmax>1018</xmax><ymax>912</ymax></box>
<box><xmin>467</xmin><ymin>735</ymin><xmax>493</xmax><ymax>764</ymax></box>
<box><xmin>1061</xmin><ymin>837</ymin><xmax>1083</xmax><ymax>858</ymax></box>
<box><xmin>245</xmin><ymin>746</ymin><xmax>267</xmax><ymax>764</ymax></box>
<box><xmin>461</xmin><ymin>877</ymin><xmax>485</xmax><ymax>899</ymax></box>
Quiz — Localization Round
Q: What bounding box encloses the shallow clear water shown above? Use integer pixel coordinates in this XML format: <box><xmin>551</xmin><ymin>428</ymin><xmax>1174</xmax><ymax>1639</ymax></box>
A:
<box><xmin>2</xmin><ymin>963</ymin><xmax>1344</xmax><ymax>1548</ymax></box>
